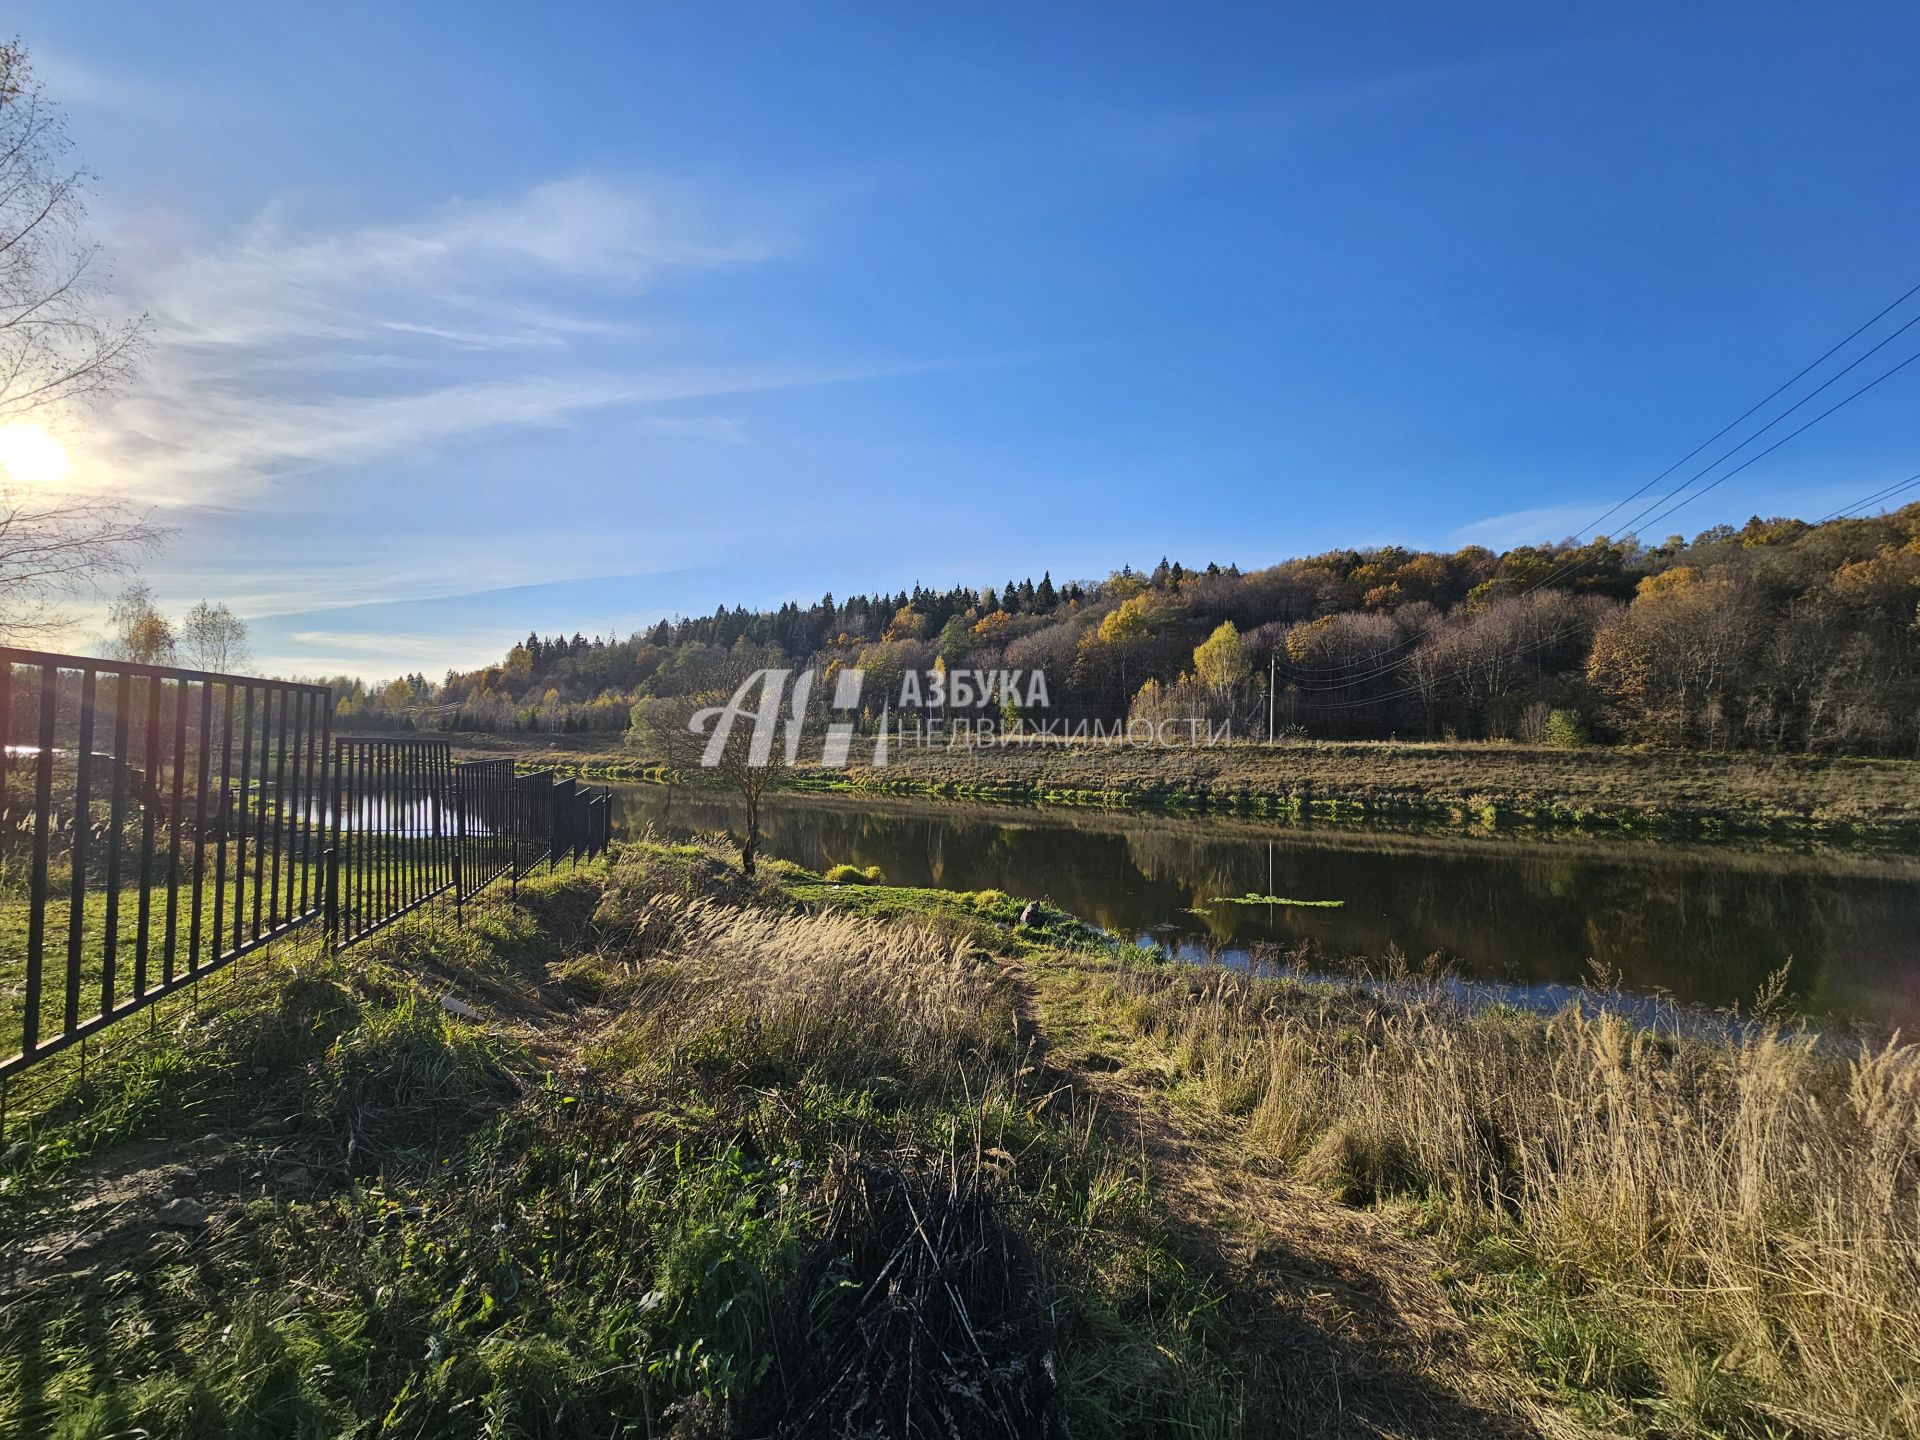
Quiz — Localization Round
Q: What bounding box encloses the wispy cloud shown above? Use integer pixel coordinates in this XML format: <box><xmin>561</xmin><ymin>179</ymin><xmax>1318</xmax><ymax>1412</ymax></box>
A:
<box><xmin>93</xmin><ymin>360</ymin><xmax>890</xmax><ymax>505</ymax></box>
<box><xmin>142</xmin><ymin>177</ymin><xmax>770</xmax><ymax>349</ymax></box>
<box><xmin>1451</xmin><ymin>500</ymin><xmax>1607</xmax><ymax>549</ymax></box>
<box><xmin>261</xmin><ymin>633</ymin><xmax>517</xmax><ymax>680</ymax></box>
<box><xmin>67</xmin><ymin>176</ymin><xmax>795</xmax><ymax>505</ymax></box>
<box><xmin>28</xmin><ymin>47</ymin><xmax>182</xmax><ymax>120</ymax></box>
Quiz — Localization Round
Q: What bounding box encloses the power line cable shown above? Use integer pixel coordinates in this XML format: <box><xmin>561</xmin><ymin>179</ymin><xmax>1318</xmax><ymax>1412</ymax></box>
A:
<box><xmin>1814</xmin><ymin>472</ymin><xmax>1920</xmax><ymax>523</ymax></box>
<box><xmin>1629</xmin><ymin>343</ymin><xmax>1920</xmax><ymax>536</ymax></box>
<box><xmin>1287</xmin><ymin>319</ymin><xmax>1920</xmax><ymax>692</ymax></box>
<box><xmin>1571</xmin><ymin>277</ymin><xmax>1920</xmax><ymax>541</ymax></box>
<box><xmin>1275</xmin><ymin>279</ymin><xmax>1920</xmax><ymax>683</ymax></box>
<box><xmin>1296</xmin><ymin>451</ymin><xmax>1920</xmax><ymax>716</ymax></box>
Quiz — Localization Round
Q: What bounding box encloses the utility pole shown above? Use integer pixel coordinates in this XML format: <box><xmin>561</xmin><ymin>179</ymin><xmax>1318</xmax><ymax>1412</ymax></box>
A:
<box><xmin>1268</xmin><ymin>651</ymin><xmax>1276</xmax><ymax>743</ymax></box>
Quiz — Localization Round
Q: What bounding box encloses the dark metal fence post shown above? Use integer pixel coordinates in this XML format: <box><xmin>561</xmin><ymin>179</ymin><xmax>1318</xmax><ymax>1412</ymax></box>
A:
<box><xmin>323</xmin><ymin>847</ymin><xmax>339</xmax><ymax>951</ymax></box>
<box><xmin>0</xmin><ymin>649</ymin><xmax>574</xmax><ymax>1087</ymax></box>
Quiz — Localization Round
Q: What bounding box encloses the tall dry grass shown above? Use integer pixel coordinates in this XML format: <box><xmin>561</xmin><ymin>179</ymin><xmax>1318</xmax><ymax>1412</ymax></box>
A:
<box><xmin>1100</xmin><ymin>960</ymin><xmax>1920</xmax><ymax>1436</ymax></box>
<box><xmin>591</xmin><ymin>893</ymin><xmax>1017</xmax><ymax>1100</ymax></box>
<box><xmin>581</xmin><ymin>890</ymin><xmax>1250</xmax><ymax>1433</ymax></box>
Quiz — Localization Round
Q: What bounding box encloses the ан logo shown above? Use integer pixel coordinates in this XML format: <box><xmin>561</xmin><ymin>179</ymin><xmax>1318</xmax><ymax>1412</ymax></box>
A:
<box><xmin>690</xmin><ymin>668</ymin><xmax>872</xmax><ymax>768</ymax></box>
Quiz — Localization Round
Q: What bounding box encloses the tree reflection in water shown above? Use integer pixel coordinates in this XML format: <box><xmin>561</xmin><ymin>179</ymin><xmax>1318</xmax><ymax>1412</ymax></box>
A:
<box><xmin>612</xmin><ymin>785</ymin><xmax>1920</xmax><ymax>1027</ymax></box>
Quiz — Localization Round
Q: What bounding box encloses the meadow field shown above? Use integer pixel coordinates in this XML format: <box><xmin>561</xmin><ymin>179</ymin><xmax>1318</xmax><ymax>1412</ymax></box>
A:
<box><xmin>3</xmin><ymin>840</ymin><xmax>1913</xmax><ymax>1437</ymax></box>
<box><xmin>453</xmin><ymin>730</ymin><xmax>1920</xmax><ymax>842</ymax></box>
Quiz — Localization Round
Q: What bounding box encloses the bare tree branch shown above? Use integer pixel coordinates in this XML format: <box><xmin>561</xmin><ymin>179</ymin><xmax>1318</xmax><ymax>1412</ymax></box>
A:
<box><xmin>0</xmin><ymin>41</ymin><xmax>150</xmax><ymax>422</ymax></box>
<box><xmin>0</xmin><ymin>484</ymin><xmax>168</xmax><ymax>638</ymax></box>
<box><xmin>0</xmin><ymin>42</ymin><xmax>162</xmax><ymax>641</ymax></box>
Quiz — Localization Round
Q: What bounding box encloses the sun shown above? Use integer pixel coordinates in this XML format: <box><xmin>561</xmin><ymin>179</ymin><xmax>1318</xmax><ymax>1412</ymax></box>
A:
<box><xmin>0</xmin><ymin>422</ymin><xmax>73</xmax><ymax>486</ymax></box>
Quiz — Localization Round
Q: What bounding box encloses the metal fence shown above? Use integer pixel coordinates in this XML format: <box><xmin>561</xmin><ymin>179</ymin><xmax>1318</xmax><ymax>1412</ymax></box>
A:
<box><xmin>2</xmin><ymin>647</ymin><xmax>613</xmax><ymax>1084</ymax></box>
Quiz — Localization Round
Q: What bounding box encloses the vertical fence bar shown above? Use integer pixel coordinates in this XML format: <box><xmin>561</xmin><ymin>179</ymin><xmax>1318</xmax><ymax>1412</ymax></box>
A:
<box><xmin>339</xmin><ymin>741</ymin><xmax>355</xmax><ymax>938</ymax></box>
<box><xmin>294</xmin><ymin>686</ymin><xmax>310</xmax><ymax>924</ymax></box>
<box><xmin>388</xmin><ymin>741</ymin><xmax>402</xmax><ymax>916</ymax></box>
<box><xmin>402</xmin><ymin>741</ymin><xmax>414</xmax><ymax>912</ymax></box>
<box><xmin>421</xmin><ymin>744</ymin><xmax>433</xmax><ymax>900</ymax></box>
<box><xmin>417</xmin><ymin>743</ymin><xmax>429</xmax><ymax>905</ymax></box>
<box><xmin>180</xmin><ymin>680</ymin><xmax>207</xmax><ymax>982</ymax></box>
<box><xmin>362</xmin><ymin>742</ymin><xmax>375</xmax><ymax>936</ymax></box>
<box><xmin>374</xmin><ymin>742</ymin><xmax>387</xmax><ymax>928</ymax></box>
<box><xmin>290</xmin><ymin>692</ymin><xmax>304</xmax><ymax>924</ymax></box>
<box><xmin>400</xmin><ymin>741</ymin><xmax>414</xmax><ymax>913</ymax></box>
<box><xmin>357</xmin><ymin>741</ymin><xmax>370</xmax><ymax>938</ymax></box>
<box><xmin>318</xmin><ymin>696</ymin><xmax>332</xmax><ymax>915</ymax></box>
<box><xmin>134</xmin><ymin>672</ymin><xmax>162</xmax><ymax>999</ymax></box>
<box><xmin>324</xmin><ymin>846</ymin><xmax>339</xmax><ymax>948</ymax></box>
<box><xmin>233</xmin><ymin>685</ymin><xmax>254</xmax><ymax>955</ymax></box>
<box><xmin>249</xmin><ymin>686</ymin><xmax>268</xmax><ymax>944</ymax></box>
<box><xmin>293</xmin><ymin>689</ymin><xmax>311</xmax><ymax>919</ymax></box>
<box><xmin>271</xmin><ymin>683</ymin><xmax>290</xmax><ymax>930</ymax></box>
<box><xmin>294</xmin><ymin>691</ymin><xmax>312</xmax><ymax>916</ymax></box>
<box><xmin>395</xmin><ymin>743</ymin><xmax>406</xmax><ymax>916</ymax></box>
<box><xmin>66</xmin><ymin>668</ymin><xmax>98</xmax><ymax>1036</ymax></box>
<box><xmin>359</xmin><ymin>741</ymin><xmax>372</xmax><ymax>933</ymax></box>
<box><xmin>351</xmin><ymin>740</ymin><xmax>364</xmax><ymax>938</ymax></box>
<box><xmin>428</xmin><ymin>745</ymin><xmax>440</xmax><ymax>897</ymax></box>
<box><xmin>327</xmin><ymin>736</ymin><xmax>344</xmax><ymax>946</ymax></box>
<box><xmin>401</xmin><ymin>744</ymin><xmax>412</xmax><ymax>913</ymax></box>
<box><xmin>435</xmin><ymin>747</ymin><xmax>446</xmax><ymax>893</ymax></box>
<box><xmin>362</xmin><ymin>744</ymin><xmax>374</xmax><ymax>936</ymax></box>
<box><xmin>2</xmin><ymin>653</ymin><xmax>335</xmax><ymax>1082</ymax></box>
<box><xmin>334</xmin><ymin>740</ymin><xmax>349</xmax><ymax>938</ymax></box>
<box><xmin>23</xmin><ymin>665</ymin><xmax>57</xmax><ymax>1054</ymax></box>
<box><xmin>209</xmin><ymin>683</ymin><xmax>234</xmax><ymax>975</ymax></box>
<box><xmin>101</xmin><ymin>670</ymin><xmax>132</xmax><ymax>1016</ymax></box>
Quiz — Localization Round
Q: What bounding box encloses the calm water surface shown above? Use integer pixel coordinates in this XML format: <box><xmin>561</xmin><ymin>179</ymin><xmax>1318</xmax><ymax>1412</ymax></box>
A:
<box><xmin>608</xmin><ymin>784</ymin><xmax>1920</xmax><ymax>1027</ymax></box>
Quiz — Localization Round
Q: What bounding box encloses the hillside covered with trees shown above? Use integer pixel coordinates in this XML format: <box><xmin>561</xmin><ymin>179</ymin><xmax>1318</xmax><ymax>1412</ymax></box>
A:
<box><xmin>335</xmin><ymin>505</ymin><xmax>1920</xmax><ymax>755</ymax></box>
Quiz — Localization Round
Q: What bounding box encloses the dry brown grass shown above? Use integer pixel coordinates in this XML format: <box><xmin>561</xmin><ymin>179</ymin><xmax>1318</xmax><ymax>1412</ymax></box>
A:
<box><xmin>584</xmin><ymin>892</ymin><xmax>1015</xmax><ymax>1099</ymax></box>
<box><xmin>1077</xmin><ymin>958</ymin><xmax>1920</xmax><ymax>1437</ymax></box>
<box><xmin>818</xmin><ymin>737</ymin><xmax>1920</xmax><ymax>837</ymax></box>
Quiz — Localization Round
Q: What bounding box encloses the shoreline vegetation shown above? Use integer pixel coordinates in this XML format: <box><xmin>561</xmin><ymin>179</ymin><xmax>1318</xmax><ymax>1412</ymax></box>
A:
<box><xmin>3</xmin><ymin>841</ymin><xmax>1913</xmax><ymax>1437</ymax></box>
<box><xmin>450</xmin><ymin>732</ymin><xmax>1920</xmax><ymax>845</ymax></box>
<box><xmin>343</xmin><ymin>508</ymin><xmax>1920</xmax><ymax>768</ymax></box>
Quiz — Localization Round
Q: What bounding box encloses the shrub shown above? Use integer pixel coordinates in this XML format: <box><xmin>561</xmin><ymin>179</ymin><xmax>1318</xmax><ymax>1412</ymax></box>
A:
<box><xmin>825</xmin><ymin>863</ymin><xmax>884</xmax><ymax>885</ymax></box>
<box><xmin>1543</xmin><ymin>708</ymin><xmax>1589</xmax><ymax>748</ymax></box>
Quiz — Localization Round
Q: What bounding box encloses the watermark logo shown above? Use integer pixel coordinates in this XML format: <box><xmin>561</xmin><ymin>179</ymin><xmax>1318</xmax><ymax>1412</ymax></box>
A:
<box><xmin>690</xmin><ymin>667</ymin><xmax>1230</xmax><ymax>768</ymax></box>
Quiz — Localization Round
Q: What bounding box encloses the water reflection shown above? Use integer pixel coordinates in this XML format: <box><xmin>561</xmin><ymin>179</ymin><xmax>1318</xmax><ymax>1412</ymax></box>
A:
<box><xmin>611</xmin><ymin>784</ymin><xmax>1920</xmax><ymax>1026</ymax></box>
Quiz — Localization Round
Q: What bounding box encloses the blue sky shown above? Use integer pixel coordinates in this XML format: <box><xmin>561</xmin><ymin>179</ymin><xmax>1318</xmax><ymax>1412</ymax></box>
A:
<box><xmin>12</xmin><ymin>1</ymin><xmax>1920</xmax><ymax>678</ymax></box>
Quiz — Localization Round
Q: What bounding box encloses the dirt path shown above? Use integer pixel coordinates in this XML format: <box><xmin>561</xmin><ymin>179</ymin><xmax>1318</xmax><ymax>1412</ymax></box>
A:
<box><xmin>1006</xmin><ymin>955</ymin><xmax>1594</xmax><ymax>1440</ymax></box>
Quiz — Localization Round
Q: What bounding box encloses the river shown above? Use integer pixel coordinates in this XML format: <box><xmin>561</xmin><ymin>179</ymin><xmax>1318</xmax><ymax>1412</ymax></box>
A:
<box><xmin>606</xmin><ymin>784</ymin><xmax>1920</xmax><ymax>1028</ymax></box>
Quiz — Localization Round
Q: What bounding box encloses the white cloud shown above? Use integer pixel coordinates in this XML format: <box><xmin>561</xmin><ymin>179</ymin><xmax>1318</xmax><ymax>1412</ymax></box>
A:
<box><xmin>141</xmin><ymin>177</ymin><xmax>769</xmax><ymax>349</ymax></box>
<box><xmin>28</xmin><ymin>48</ymin><xmax>181</xmax><ymax>120</ymax></box>
<box><xmin>1451</xmin><ymin>500</ymin><xmax>1610</xmax><ymax>549</ymax></box>
<box><xmin>59</xmin><ymin>176</ymin><xmax>793</xmax><ymax>505</ymax></box>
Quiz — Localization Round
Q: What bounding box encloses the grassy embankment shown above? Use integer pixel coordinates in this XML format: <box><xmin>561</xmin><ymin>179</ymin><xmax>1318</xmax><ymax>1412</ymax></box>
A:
<box><xmin>448</xmin><ymin>731</ymin><xmax>1920</xmax><ymax>843</ymax></box>
<box><xmin>5</xmin><ymin>845</ymin><xmax>1912</xmax><ymax>1438</ymax></box>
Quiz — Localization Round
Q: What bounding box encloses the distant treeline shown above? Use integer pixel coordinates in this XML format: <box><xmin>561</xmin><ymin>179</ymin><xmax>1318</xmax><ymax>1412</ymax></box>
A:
<box><xmin>330</xmin><ymin>506</ymin><xmax>1920</xmax><ymax>755</ymax></box>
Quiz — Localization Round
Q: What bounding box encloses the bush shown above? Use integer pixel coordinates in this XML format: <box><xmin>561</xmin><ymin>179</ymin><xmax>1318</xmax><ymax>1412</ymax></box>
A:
<box><xmin>825</xmin><ymin>863</ymin><xmax>885</xmax><ymax>886</ymax></box>
<box><xmin>1543</xmin><ymin>708</ymin><xmax>1589</xmax><ymax>748</ymax></box>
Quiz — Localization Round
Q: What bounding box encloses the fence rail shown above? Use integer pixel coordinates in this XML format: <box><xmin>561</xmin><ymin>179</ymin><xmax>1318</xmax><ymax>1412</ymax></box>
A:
<box><xmin>2</xmin><ymin>647</ymin><xmax>611</xmax><ymax>1083</ymax></box>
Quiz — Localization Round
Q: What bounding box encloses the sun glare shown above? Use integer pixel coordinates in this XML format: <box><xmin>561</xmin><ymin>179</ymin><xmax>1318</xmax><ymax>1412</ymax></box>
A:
<box><xmin>0</xmin><ymin>422</ymin><xmax>73</xmax><ymax>486</ymax></box>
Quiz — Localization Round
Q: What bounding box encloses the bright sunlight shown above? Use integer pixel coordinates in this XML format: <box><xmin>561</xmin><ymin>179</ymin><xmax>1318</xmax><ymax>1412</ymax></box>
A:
<box><xmin>0</xmin><ymin>421</ymin><xmax>71</xmax><ymax>485</ymax></box>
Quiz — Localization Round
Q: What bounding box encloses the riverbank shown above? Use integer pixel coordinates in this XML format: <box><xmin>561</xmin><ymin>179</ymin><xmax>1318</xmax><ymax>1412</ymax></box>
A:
<box><xmin>817</xmin><ymin>738</ymin><xmax>1920</xmax><ymax>841</ymax></box>
<box><xmin>443</xmin><ymin>732</ymin><xmax>1920</xmax><ymax>843</ymax></box>
<box><xmin>5</xmin><ymin>843</ymin><xmax>1913</xmax><ymax>1437</ymax></box>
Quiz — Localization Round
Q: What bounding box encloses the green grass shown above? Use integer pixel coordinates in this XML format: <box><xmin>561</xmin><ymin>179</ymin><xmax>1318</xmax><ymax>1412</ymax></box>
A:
<box><xmin>784</xmin><ymin>736</ymin><xmax>1920</xmax><ymax>844</ymax></box>
<box><xmin>462</xmin><ymin>728</ymin><xmax>1920</xmax><ymax>843</ymax></box>
<box><xmin>12</xmin><ymin>840</ymin><xmax>1908</xmax><ymax>1437</ymax></box>
<box><xmin>0</xmin><ymin>847</ymin><xmax>1246</xmax><ymax>1438</ymax></box>
<box><xmin>1204</xmin><ymin>892</ymin><xmax>1345</xmax><ymax>908</ymax></box>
